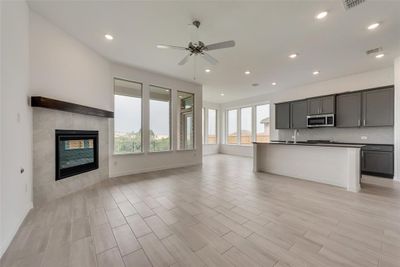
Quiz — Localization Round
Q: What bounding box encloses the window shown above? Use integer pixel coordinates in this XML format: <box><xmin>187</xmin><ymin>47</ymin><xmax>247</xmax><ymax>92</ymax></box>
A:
<box><xmin>114</xmin><ymin>78</ymin><xmax>142</xmax><ymax>154</ymax></box>
<box><xmin>149</xmin><ymin>85</ymin><xmax>171</xmax><ymax>152</ymax></box>
<box><xmin>256</xmin><ymin>104</ymin><xmax>270</xmax><ymax>142</ymax></box>
<box><xmin>227</xmin><ymin>109</ymin><xmax>238</xmax><ymax>144</ymax></box>
<box><xmin>207</xmin><ymin>109</ymin><xmax>217</xmax><ymax>144</ymax></box>
<box><xmin>240</xmin><ymin>107</ymin><xmax>252</xmax><ymax>144</ymax></box>
<box><xmin>177</xmin><ymin>91</ymin><xmax>194</xmax><ymax>150</ymax></box>
<box><xmin>202</xmin><ymin>108</ymin><xmax>205</xmax><ymax>144</ymax></box>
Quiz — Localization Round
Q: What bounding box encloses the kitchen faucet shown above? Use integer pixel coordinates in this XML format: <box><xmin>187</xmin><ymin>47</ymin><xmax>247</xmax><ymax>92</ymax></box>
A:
<box><xmin>293</xmin><ymin>129</ymin><xmax>299</xmax><ymax>144</ymax></box>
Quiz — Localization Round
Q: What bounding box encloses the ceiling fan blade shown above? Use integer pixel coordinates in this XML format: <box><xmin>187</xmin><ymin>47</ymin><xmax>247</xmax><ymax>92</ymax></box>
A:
<box><xmin>178</xmin><ymin>54</ymin><xmax>190</xmax><ymax>65</ymax></box>
<box><xmin>201</xmin><ymin>53</ymin><xmax>218</xmax><ymax>65</ymax></box>
<box><xmin>205</xmin><ymin>40</ymin><xmax>235</xmax><ymax>51</ymax></box>
<box><xmin>156</xmin><ymin>44</ymin><xmax>187</xmax><ymax>51</ymax></box>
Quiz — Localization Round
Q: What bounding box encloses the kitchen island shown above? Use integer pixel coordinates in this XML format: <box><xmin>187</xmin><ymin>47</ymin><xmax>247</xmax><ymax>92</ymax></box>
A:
<box><xmin>253</xmin><ymin>142</ymin><xmax>364</xmax><ymax>192</ymax></box>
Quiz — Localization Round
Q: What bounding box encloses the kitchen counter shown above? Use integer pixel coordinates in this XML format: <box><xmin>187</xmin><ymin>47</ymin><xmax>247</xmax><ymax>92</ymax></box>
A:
<box><xmin>254</xmin><ymin>141</ymin><xmax>365</xmax><ymax>148</ymax></box>
<box><xmin>253</xmin><ymin>142</ymin><xmax>362</xmax><ymax>192</ymax></box>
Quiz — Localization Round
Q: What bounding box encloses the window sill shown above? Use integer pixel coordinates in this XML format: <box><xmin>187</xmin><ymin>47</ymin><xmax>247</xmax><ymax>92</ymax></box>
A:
<box><xmin>112</xmin><ymin>152</ymin><xmax>144</xmax><ymax>156</ymax></box>
<box><xmin>148</xmin><ymin>150</ymin><xmax>173</xmax><ymax>154</ymax></box>
<box><xmin>176</xmin><ymin>149</ymin><xmax>197</xmax><ymax>152</ymax></box>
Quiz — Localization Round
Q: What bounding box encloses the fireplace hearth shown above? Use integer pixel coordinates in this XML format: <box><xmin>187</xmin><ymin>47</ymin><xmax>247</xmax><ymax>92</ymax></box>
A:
<box><xmin>55</xmin><ymin>130</ymin><xmax>99</xmax><ymax>180</ymax></box>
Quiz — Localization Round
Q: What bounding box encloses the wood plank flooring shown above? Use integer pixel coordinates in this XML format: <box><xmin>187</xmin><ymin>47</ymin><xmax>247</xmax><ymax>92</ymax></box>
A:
<box><xmin>2</xmin><ymin>154</ymin><xmax>400</xmax><ymax>267</ymax></box>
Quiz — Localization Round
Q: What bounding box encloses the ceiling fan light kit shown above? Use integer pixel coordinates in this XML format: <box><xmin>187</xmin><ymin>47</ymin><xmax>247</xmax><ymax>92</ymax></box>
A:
<box><xmin>156</xmin><ymin>20</ymin><xmax>236</xmax><ymax>78</ymax></box>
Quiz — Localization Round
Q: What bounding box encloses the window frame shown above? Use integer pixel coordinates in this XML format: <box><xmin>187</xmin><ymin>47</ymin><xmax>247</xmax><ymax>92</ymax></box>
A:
<box><xmin>177</xmin><ymin>91</ymin><xmax>196</xmax><ymax>151</ymax></box>
<box><xmin>255</xmin><ymin>103</ymin><xmax>271</xmax><ymax>143</ymax></box>
<box><xmin>113</xmin><ymin>77</ymin><xmax>144</xmax><ymax>155</ymax></box>
<box><xmin>226</xmin><ymin>108</ymin><xmax>239</xmax><ymax>145</ymax></box>
<box><xmin>239</xmin><ymin>106</ymin><xmax>253</xmax><ymax>145</ymax></box>
<box><xmin>206</xmin><ymin>108</ymin><xmax>218</xmax><ymax>145</ymax></box>
<box><xmin>225</xmin><ymin>102</ymin><xmax>271</xmax><ymax>146</ymax></box>
<box><xmin>148</xmin><ymin>84</ymin><xmax>172</xmax><ymax>153</ymax></box>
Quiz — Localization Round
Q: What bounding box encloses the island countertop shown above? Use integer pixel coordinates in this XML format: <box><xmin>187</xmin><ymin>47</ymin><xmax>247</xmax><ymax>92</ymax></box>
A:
<box><xmin>253</xmin><ymin>141</ymin><xmax>365</xmax><ymax>149</ymax></box>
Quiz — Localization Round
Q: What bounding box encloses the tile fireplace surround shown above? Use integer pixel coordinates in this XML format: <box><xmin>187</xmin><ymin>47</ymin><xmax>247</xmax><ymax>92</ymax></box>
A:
<box><xmin>33</xmin><ymin>107</ymin><xmax>109</xmax><ymax>206</ymax></box>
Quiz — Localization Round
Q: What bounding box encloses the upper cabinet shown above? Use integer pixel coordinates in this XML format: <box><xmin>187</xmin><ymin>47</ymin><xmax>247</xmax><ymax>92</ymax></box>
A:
<box><xmin>275</xmin><ymin>85</ymin><xmax>393</xmax><ymax>130</ymax></box>
<box><xmin>336</xmin><ymin>86</ymin><xmax>394</xmax><ymax>128</ymax></box>
<box><xmin>362</xmin><ymin>87</ymin><xmax>394</xmax><ymax>127</ymax></box>
<box><xmin>275</xmin><ymin>102</ymin><xmax>291</xmax><ymax>129</ymax></box>
<box><xmin>307</xmin><ymin>95</ymin><xmax>335</xmax><ymax>115</ymax></box>
<box><xmin>291</xmin><ymin>100</ymin><xmax>308</xmax><ymax>129</ymax></box>
<box><xmin>336</xmin><ymin>92</ymin><xmax>362</xmax><ymax>128</ymax></box>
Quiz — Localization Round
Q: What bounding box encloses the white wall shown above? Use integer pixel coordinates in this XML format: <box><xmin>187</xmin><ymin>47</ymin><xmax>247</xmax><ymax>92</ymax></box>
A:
<box><xmin>394</xmin><ymin>57</ymin><xmax>400</xmax><ymax>181</ymax></box>
<box><xmin>220</xmin><ymin>67</ymin><xmax>394</xmax><ymax>157</ymax></box>
<box><xmin>29</xmin><ymin>12</ymin><xmax>113</xmax><ymax>111</ymax></box>
<box><xmin>0</xmin><ymin>1</ymin><xmax>31</xmax><ymax>258</ymax></box>
<box><xmin>109</xmin><ymin>63</ymin><xmax>203</xmax><ymax>177</ymax></box>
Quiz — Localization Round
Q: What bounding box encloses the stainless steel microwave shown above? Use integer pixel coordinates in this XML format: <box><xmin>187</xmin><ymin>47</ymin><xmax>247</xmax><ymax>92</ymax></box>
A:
<box><xmin>307</xmin><ymin>114</ymin><xmax>335</xmax><ymax>128</ymax></box>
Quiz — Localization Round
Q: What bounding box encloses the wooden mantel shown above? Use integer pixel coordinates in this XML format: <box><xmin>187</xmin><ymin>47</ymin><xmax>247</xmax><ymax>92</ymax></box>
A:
<box><xmin>31</xmin><ymin>96</ymin><xmax>114</xmax><ymax>118</ymax></box>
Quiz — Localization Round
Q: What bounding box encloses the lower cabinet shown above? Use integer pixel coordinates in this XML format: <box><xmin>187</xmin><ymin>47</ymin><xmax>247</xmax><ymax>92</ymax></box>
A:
<box><xmin>362</xmin><ymin>145</ymin><xmax>394</xmax><ymax>178</ymax></box>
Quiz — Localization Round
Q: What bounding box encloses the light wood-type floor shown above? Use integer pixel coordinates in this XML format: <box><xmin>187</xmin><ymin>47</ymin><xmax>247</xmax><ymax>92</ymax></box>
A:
<box><xmin>2</xmin><ymin>154</ymin><xmax>400</xmax><ymax>267</ymax></box>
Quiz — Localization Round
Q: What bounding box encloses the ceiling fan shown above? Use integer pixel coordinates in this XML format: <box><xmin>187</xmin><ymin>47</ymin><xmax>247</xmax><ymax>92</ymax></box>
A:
<box><xmin>156</xmin><ymin>20</ymin><xmax>236</xmax><ymax>67</ymax></box>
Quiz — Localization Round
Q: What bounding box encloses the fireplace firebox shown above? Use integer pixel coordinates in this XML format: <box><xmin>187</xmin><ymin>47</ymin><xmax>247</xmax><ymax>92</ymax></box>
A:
<box><xmin>55</xmin><ymin>130</ymin><xmax>99</xmax><ymax>181</ymax></box>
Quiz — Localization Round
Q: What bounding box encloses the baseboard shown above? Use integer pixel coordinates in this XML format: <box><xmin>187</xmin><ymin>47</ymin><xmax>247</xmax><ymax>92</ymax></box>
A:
<box><xmin>109</xmin><ymin>161</ymin><xmax>201</xmax><ymax>178</ymax></box>
<box><xmin>0</xmin><ymin>201</ymin><xmax>33</xmax><ymax>259</ymax></box>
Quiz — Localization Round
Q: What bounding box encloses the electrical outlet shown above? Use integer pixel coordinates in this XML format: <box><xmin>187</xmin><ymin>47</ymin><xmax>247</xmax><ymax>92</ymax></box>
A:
<box><xmin>361</xmin><ymin>136</ymin><xmax>368</xmax><ymax>140</ymax></box>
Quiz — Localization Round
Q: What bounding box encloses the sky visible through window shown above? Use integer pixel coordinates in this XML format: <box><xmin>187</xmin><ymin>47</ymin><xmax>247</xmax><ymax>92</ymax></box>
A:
<box><xmin>114</xmin><ymin>96</ymin><xmax>170</xmax><ymax>136</ymax></box>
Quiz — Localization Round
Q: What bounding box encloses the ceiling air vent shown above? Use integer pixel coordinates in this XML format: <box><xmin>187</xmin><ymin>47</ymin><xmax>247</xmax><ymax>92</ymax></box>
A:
<box><xmin>366</xmin><ymin>47</ymin><xmax>383</xmax><ymax>55</ymax></box>
<box><xmin>342</xmin><ymin>0</ymin><xmax>366</xmax><ymax>10</ymax></box>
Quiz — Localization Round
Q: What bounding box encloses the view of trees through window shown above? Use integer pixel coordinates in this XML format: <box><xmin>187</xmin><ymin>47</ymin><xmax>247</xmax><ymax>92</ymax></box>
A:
<box><xmin>207</xmin><ymin>109</ymin><xmax>217</xmax><ymax>144</ymax></box>
<box><xmin>240</xmin><ymin>107</ymin><xmax>252</xmax><ymax>144</ymax></box>
<box><xmin>256</xmin><ymin>104</ymin><xmax>270</xmax><ymax>142</ymax></box>
<box><xmin>114</xmin><ymin>79</ymin><xmax>142</xmax><ymax>154</ymax></box>
<box><xmin>149</xmin><ymin>86</ymin><xmax>171</xmax><ymax>152</ymax></box>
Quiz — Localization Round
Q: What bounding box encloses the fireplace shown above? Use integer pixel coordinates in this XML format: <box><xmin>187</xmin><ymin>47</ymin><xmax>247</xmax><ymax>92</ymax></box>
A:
<box><xmin>55</xmin><ymin>130</ymin><xmax>99</xmax><ymax>181</ymax></box>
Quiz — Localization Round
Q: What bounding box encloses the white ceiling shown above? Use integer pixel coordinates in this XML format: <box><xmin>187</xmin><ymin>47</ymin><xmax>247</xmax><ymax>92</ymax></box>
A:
<box><xmin>28</xmin><ymin>0</ymin><xmax>400</xmax><ymax>103</ymax></box>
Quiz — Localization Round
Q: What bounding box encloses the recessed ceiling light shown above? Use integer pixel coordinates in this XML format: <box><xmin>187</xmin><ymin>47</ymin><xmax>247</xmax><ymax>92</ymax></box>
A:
<box><xmin>205</xmin><ymin>69</ymin><xmax>211</xmax><ymax>73</ymax></box>
<box><xmin>313</xmin><ymin>71</ymin><xmax>320</xmax><ymax>75</ymax></box>
<box><xmin>272</xmin><ymin>82</ymin><xmax>277</xmax><ymax>86</ymax></box>
<box><xmin>220</xmin><ymin>93</ymin><xmax>225</xmax><ymax>96</ymax></box>
<box><xmin>156</xmin><ymin>44</ymin><xmax>168</xmax><ymax>49</ymax></box>
<box><xmin>316</xmin><ymin>11</ymin><xmax>328</xmax><ymax>20</ymax></box>
<box><xmin>367</xmin><ymin>23</ymin><xmax>380</xmax><ymax>30</ymax></box>
<box><xmin>104</xmin><ymin>34</ymin><xmax>114</xmax><ymax>40</ymax></box>
<box><xmin>289</xmin><ymin>53</ymin><xmax>298</xmax><ymax>59</ymax></box>
<box><xmin>244</xmin><ymin>71</ymin><xmax>251</xmax><ymax>75</ymax></box>
<box><xmin>375</xmin><ymin>53</ymin><xmax>384</xmax><ymax>58</ymax></box>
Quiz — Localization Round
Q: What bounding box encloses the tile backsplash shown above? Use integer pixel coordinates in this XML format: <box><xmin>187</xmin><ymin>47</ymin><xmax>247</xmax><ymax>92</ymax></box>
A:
<box><xmin>278</xmin><ymin>127</ymin><xmax>393</xmax><ymax>144</ymax></box>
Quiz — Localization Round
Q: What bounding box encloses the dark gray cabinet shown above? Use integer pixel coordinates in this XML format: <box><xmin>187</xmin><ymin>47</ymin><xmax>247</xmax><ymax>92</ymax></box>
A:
<box><xmin>307</xmin><ymin>96</ymin><xmax>335</xmax><ymax>115</ymax></box>
<box><xmin>275</xmin><ymin>102</ymin><xmax>291</xmax><ymax>129</ymax></box>
<box><xmin>336</xmin><ymin>92</ymin><xmax>362</xmax><ymax>128</ymax></box>
<box><xmin>362</xmin><ymin>145</ymin><xmax>394</xmax><ymax>177</ymax></box>
<box><xmin>362</xmin><ymin>87</ymin><xmax>394</xmax><ymax>127</ymax></box>
<box><xmin>290</xmin><ymin>100</ymin><xmax>307</xmax><ymax>129</ymax></box>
